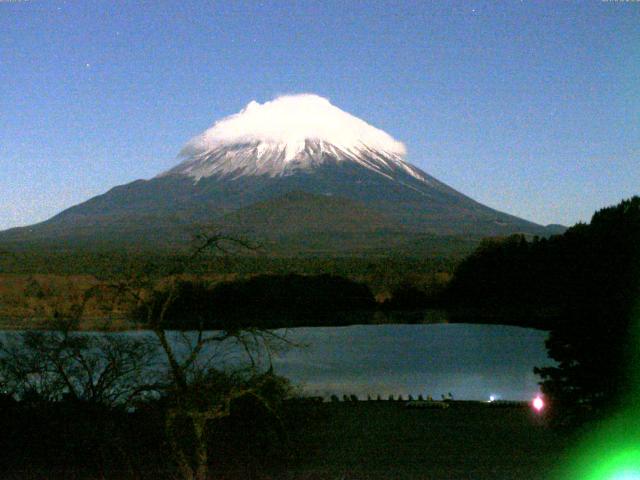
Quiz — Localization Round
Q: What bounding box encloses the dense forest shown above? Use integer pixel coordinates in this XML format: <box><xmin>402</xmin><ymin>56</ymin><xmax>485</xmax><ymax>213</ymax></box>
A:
<box><xmin>444</xmin><ymin>196</ymin><xmax>640</xmax><ymax>423</ymax></box>
<box><xmin>135</xmin><ymin>274</ymin><xmax>379</xmax><ymax>330</ymax></box>
<box><xmin>443</xmin><ymin>197</ymin><xmax>639</xmax><ymax>326</ymax></box>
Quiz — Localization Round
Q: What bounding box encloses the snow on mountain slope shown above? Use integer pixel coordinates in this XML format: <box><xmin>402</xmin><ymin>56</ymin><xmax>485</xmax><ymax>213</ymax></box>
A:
<box><xmin>161</xmin><ymin>94</ymin><xmax>428</xmax><ymax>182</ymax></box>
<box><xmin>0</xmin><ymin>93</ymin><xmax>560</xmax><ymax>252</ymax></box>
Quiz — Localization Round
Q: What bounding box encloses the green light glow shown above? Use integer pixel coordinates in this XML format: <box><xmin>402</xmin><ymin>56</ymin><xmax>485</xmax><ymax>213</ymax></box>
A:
<box><xmin>557</xmin><ymin>413</ymin><xmax>640</xmax><ymax>480</ymax></box>
<box><xmin>610</xmin><ymin>472</ymin><xmax>640</xmax><ymax>480</ymax></box>
<box><xmin>557</xmin><ymin>303</ymin><xmax>640</xmax><ymax>480</ymax></box>
<box><xmin>589</xmin><ymin>449</ymin><xmax>640</xmax><ymax>479</ymax></box>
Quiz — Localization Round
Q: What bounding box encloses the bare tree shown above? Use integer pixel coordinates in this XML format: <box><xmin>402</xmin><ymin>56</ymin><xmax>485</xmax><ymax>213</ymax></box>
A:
<box><xmin>0</xmin><ymin>318</ymin><xmax>159</xmax><ymax>406</ymax></box>
<box><xmin>94</xmin><ymin>232</ymin><xmax>293</xmax><ymax>480</ymax></box>
<box><xmin>0</xmin><ymin>232</ymin><xmax>294</xmax><ymax>480</ymax></box>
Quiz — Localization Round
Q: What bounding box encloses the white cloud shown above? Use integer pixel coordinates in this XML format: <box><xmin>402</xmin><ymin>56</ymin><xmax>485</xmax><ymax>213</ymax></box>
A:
<box><xmin>180</xmin><ymin>93</ymin><xmax>406</xmax><ymax>160</ymax></box>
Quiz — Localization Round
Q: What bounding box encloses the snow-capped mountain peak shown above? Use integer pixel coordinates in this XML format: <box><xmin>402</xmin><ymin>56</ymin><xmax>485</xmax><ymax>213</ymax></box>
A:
<box><xmin>162</xmin><ymin>94</ymin><xmax>425</xmax><ymax>181</ymax></box>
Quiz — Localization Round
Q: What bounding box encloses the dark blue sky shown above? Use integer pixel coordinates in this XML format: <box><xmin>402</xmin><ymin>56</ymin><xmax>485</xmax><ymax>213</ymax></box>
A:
<box><xmin>1</xmin><ymin>0</ymin><xmax>638</xmax><ymax>230</ymax></box>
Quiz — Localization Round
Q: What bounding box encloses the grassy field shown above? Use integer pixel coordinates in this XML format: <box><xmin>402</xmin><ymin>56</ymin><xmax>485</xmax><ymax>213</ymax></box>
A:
<box><xmin>268</xmin><ymin>401</ymin><xmax>573</xmax><ymax>480</ymax></box>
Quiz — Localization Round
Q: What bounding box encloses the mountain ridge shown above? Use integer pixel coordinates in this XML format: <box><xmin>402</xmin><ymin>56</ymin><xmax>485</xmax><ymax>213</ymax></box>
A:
<box><xmin>0</xmin><ymin>94</ymin><xmax>564</xmax><ymax>254</ymax></box>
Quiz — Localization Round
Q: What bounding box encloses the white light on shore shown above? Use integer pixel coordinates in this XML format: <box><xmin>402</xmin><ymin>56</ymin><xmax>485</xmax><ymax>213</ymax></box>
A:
<box><xmin>533</xmin><ymin>396</ymin><xmax>544</xmax><ymax>412</ymax></box>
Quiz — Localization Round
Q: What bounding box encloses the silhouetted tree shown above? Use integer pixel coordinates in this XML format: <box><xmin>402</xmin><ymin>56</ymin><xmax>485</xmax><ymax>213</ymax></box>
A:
<box><xmin>535</xmin><ymin>197</ymin><xmax>640</xmax><ymax>425</ymax></box>
<box><xmin>110</xmin><ymin>232</ymin><xmax>294</xmax><ymax>480</ymax></box>
<box><xmin>0</xmin><ymin>320</ymin><xmax>156</xmax><ymax>406</ymax></box>
<box><xmin>0</xmin><ymin>311</ymin><xmax>163</xmax><ymax>476</ymax></box>
<box><xmin>445</xmin><ymin>197</ymin><xmax>640</xmax><ymax>425</ymax></box>
<box><xmin>0</xmin><ymin>232</ymin><xmax>294</xmax><ymax>480</ymax></box>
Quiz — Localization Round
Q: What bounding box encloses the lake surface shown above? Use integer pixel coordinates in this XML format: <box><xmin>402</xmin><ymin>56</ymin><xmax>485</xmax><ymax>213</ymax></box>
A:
<box><xmin>266</xmin><ymin>323</ymin><xmax>552</xmax><ymax>401</ymax></box>
<box><xmin>0</xmin><ymin>323</ymin><xmax>553</xmax><ymax>402</ymax></box>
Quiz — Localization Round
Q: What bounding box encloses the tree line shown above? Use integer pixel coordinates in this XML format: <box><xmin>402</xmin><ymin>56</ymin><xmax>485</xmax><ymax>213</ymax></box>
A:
<box><xmin>443</xmin><ymin>196</ymin><xmax>640</xmax><ymax>425</ymax></box>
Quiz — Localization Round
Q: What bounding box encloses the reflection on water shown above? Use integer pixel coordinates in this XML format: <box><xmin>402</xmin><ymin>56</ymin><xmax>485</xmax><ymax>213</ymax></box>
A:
<box><xmin>0</xmin><ymin>323</ymin><xmax>552</xmax><ymax>402</ymax></box>
<box><xmin>269</xmin><ymin>324</ymin><xmax>552</xmax><ymax>401</ymax></box>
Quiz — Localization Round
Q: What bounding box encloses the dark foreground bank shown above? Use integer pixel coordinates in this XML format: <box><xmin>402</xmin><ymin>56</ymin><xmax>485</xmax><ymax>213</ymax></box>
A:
<box><xmin>0</xmin><ymin>399</ymin><xmax>573</xmax><ymax>480</ymax></box>
<box><xmin>281</xmin><ymin>401</ymin><xmax>572</xmax><ymax>480</ymax></box>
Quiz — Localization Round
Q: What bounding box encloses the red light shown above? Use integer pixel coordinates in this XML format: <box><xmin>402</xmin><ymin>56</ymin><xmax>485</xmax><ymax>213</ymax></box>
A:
<box><xmin>533</xmin><ymin>396</ymin><xmax>544</xmax><ymax>412</ymax></box>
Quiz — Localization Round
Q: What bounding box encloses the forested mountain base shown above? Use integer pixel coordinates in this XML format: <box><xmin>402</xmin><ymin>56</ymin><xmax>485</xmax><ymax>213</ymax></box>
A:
<box><xmin>0</xmin><ymin>255</ymin><xmax>455</xmax><ymax>329</ymax></box>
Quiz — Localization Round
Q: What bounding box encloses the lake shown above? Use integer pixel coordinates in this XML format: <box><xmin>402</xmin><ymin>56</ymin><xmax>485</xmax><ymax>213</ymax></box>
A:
<box><xmin>0</xmin><ymin>323</ymin><xmax>553</xmax><ymax>402</ymax></box>
<box><xmin>264</xmin><ymin>323</ymin><xmax>552</xmax><ymax>401</ymax></box>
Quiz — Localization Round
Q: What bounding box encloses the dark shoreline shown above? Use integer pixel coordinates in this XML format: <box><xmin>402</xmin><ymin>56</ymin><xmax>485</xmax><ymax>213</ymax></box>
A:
<box><xmin>0</xmin><ymin>306</ymin><xmax>557</xmax><ymax>332</ymax></box>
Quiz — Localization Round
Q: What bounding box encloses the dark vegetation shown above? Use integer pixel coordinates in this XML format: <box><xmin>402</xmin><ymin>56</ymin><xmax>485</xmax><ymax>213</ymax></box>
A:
<box><xmin>381</xmin><ymin>281</ymin><xmax>442</xmax><ymax>310</ymax></box>
<box><xmin>0</xmin><ymin>378</ymin><xmax>291</xmax><ymax>480</ymax></box>
<box><xmin>443</xmin><ymin>196</ymin><xmax>640</xmax><ymax>425</ymax></box>
<box><xmin>281</xmin><ymin>401</ymin><xmax>571</xmax><ymax>480</ymax></box>
<box><xmin>0</xmin><ymin>317</ymin><xmax>291</xmax><ymax>480</ymax></box>
<box><xmin>0</xmin><ymin>234</ymin><xmax>300</xmax><ymax>480</ymax></box>
<box><xmin>0</xmin><ymin>324</ymin><xmax>292</xmax><ymax>480</ymax></box>
<box><xmin>0</xmin><ymin>392</ymin><xmax>571</xmax><ymax>480</ymax></box>
<box><xmin>136</xmin><ymin>274</ymin><xmax>378</xmax><ymax>330</ymax></box>
<box><xmin>0</xmin><ymin>254</ymin><xmax>455</xmax><ymax>328</ymax></box>
<box><xmin>0</xmin><ymin>250</ymin><xmax>458</xmax><ymax>283</ymax></box>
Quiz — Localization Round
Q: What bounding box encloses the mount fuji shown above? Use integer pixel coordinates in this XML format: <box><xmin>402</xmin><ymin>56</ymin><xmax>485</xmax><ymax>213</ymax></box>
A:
<box><xmin>0</xmin><ymin>94</ymin><xmax>561</xmax><ymax>254</ymax></box>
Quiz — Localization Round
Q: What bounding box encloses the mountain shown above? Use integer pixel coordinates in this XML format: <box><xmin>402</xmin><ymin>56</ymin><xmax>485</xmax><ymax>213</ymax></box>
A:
<box><xmin>0</xmin><ymin>94</ymin><xmax>561</xmax><ymax>255</ymax></box>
